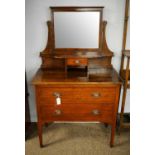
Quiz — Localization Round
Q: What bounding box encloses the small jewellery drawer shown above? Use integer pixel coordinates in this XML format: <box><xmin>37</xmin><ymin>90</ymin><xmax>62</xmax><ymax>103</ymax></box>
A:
<box><xmin>66</xmin><ymin>58</ymin><xmax>88</xmax><ymax>66</ymax></box>
<box><xmin>40</xmin><ymin>104</ymin><xmax>113</xmax><ymax>122</ymax></box>
<box><xmin>37</xmin><ymin>87</ymin><xmax>116</xmax><ymax>105</ymax></box>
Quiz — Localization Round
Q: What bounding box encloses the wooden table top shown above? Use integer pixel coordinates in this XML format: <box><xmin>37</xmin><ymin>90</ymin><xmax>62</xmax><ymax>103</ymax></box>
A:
<box><xmin>32</xmin><ymin>68</ymin><xmax>122</xmax><ymax>85</ymax></box>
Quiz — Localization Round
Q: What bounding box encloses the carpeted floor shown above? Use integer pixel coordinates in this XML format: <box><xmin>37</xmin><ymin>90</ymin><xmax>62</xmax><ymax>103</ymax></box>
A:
<box><xmin>25</xmin><ymin>123</ymin><xmax>130</xmax><ymax>155</ymax></box>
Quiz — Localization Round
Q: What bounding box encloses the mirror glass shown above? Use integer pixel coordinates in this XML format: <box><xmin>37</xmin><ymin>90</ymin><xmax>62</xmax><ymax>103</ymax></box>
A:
<box><xmin>54</xmin><ymin>12</ymin><xmax>100</xmax><ymax>49</ymax></box>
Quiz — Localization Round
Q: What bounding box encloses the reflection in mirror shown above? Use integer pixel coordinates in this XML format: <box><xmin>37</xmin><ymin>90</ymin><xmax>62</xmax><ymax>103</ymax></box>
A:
<box><xmin>54</xmin><ymin>12</ymin><xmax>100</xmax><ymax>48</ymax></box>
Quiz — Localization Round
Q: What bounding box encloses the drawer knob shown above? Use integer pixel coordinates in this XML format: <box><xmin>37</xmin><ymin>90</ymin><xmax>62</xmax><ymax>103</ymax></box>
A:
<box><xmin>53</xmin><ymin>92</ymin><xmax>61</xmax><ymax>97</ymax></box>
<box><xmin>75</xmin><ymin>60</ymin><xmax>80</xmax><ymax>64</ymax></box>
<box><xmin>92</xmin><ymin>109</ymin><xmax>100</xmax><ymax>115</ymax></box>
<box><xmin>91</xmin><ymin>92</ymin><xmax>101</xmax><ymax>98</ymax></box>
<box><xmin>54</xmin><ymin>109</ymin><xmax>62</xmax><ymax>116</ymax></box>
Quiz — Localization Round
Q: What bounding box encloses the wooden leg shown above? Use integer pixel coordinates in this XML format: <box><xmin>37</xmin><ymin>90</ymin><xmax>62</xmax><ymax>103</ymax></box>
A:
<box><xmin>38</xmin><ymin>122</ymin><xmax>43</xmax><ymax>147</ymax></box>
<box><xmin>104</xmin><ymin>123</ymin><xmax>108</xmax><ymax>128</ymax></box>
<box><xmin>119</xmin><ymin>84</ymin><xmax>128</xmax><ymax>133</ymax></box>
<box><xmin>110</xmin><ymin>124</ymin><xmax>116</xmax><ymax>147</ymax></box>
<box><xmin>45</xmin><ymin>123</ymin><xmax>49</xmax><ymax>127</ymax></box>
<box><xmin>119</xmin><ymin>57</ymin><xmax>130</xmax><ymax>132</ymax></box>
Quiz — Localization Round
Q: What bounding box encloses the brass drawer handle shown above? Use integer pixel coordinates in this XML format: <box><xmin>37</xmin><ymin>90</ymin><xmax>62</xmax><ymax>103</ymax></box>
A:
<box><xmin>53</xmin><ymin>109</ymin><xmax>62</xmax><ymax>116</ymax></box>
<box><xmin>53</xmin><ymin>92</ymin><xmax>61</xmax><ymax>97</ymax></box>
<box><xmin>91</xmin><ymin>92</ymin><xmax>101</xmax><ymax>98</ymax></box>
<box><xmin>75</xmin><ymin>60</ymin><xmax>80</xmax><ymax>64</ymax></box>
<box><xmin>92</xmin><ymin>109</ymin><xmax>101</xmax><ymax>115</ymax></box>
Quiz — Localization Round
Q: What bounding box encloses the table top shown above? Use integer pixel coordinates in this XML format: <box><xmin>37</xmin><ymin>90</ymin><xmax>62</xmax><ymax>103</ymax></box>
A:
<box><xmin>32</xmin><ymin>68</ymin><xmax>122</xmax><ymax>85</ymax></box>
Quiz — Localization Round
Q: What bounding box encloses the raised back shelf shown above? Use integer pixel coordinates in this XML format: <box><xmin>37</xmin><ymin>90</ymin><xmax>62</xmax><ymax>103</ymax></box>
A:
<box><xmin>53</xmin><ymin>51</ymin><xmax>113</xmax><ymax>59</ymax></box>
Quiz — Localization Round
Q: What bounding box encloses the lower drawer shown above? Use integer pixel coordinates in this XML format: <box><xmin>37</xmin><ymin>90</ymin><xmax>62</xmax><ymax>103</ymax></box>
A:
<box><xmin>40</xmin><ymin>104</ymin><xmax>113</xmax><ymax>123</ymax></box>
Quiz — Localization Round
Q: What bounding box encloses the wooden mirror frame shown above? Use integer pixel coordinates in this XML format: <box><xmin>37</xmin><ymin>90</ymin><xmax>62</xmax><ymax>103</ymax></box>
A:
<box><xmin>51</xmin><ymin>7</ymin><xmax>103</xmax><ymax>53</ymax></box>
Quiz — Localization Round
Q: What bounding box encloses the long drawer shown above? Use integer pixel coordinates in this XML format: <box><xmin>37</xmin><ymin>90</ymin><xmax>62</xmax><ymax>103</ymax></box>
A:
<box><xmin>40</xmin><ymin>104</ymin><xmax>113</xmax><ymax>122</ymax></box>
<box><xmin>37</xmin><ymin>87</ymin><xmax>116</xmax><ymax>105</ymax></box>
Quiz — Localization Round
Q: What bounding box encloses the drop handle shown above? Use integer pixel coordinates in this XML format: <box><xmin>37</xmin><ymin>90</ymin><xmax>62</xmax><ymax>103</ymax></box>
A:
<box><xmin>53</xmin><ymin>92</ymin><xmax>61</xmax><ymax>97</ymax></box>
<box><xmin>75</xmin><ymin>60</ymin><xmax>80</xmax><ymax>64</ymax></box>
<box><xmin>53</xmin><ymin>109</ymin><xmax>62</xmax><ymax>116</ymax></box>
<box><xmin>91</xmin><ymin>92</ymin><xmax>101</xmax><ymax>98</ymax></box>
<box><xmin>92</xmin><ymin>109</ymin><xmax>101</xmax><ymax>115</ymax></box>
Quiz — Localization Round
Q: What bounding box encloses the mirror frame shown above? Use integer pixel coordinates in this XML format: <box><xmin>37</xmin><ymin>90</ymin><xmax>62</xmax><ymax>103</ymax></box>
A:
<box><xmin>50</xmin><ymin>7</ymin><xmax>104</xmax><ymax>53</ymax></box>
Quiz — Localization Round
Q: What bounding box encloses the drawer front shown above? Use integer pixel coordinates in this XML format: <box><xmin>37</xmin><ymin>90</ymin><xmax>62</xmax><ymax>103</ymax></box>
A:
<box><xmin>40</xmin><ymin>104</ymin><xmax>113</xmax><ymax>123</ymax></box>
<box><xmin>37</xmin><ymin>87</ymin><xmax>116</xmax><ymax>105</ymax></box>
<box><xmin>66</xmin><ymin>58</ymin><xmax>88</xmax><ymax>66</ymax></box>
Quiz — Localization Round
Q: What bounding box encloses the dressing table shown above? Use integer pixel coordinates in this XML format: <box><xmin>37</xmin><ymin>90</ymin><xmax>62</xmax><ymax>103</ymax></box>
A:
<box><xmin>32</xmin><ymin>7</ymin><xmax>122</xmax><ymax>147</ymax></box>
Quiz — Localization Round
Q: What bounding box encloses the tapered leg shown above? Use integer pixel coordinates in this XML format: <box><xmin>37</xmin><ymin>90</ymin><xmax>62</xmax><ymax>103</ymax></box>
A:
<box><xmin>110</xmin><ymin>123</ymin><xmax>116</xmax><ymax>147</ymax></box>
<box><xmin>104</xmin><ymin>123</ymin><xmax>108</xmax><ymax>128</ymax></box>
<box><xmin>45</xmin><ymin>123</ymin><xmax>49</xmax><ymax>127</ymax></box>
<box><xmin>38</xmin><ymin>122</ymin><xmax>43</xmax><ymax>147</ymax></box>
<box><xmin>119</xmin><ymin>84</ymin><xmax>128</xmax><ymax>134</ymax></box>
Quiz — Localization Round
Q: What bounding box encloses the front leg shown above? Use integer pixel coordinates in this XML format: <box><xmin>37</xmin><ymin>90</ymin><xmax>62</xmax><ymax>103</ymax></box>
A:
<box><xmin>104</xmin><ymin>123</ymin><xmax>108</xmax><ymax>128</ymax></box>
<box><xmin>110</xmin><ymin>123</ymin><xmax>116</xmax><ymax>147</ymax></box>
<box><xmin>37</xmin><ymin>121</ymin><xmax>43</xmax><ymax>147</ymax></box>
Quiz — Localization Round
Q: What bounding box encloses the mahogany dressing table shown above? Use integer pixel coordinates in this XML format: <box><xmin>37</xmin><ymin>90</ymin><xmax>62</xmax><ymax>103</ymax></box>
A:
<box><xmin>32</xmin><ymin>7</ymin><xmax>122</xmax><ymax>147</ymax></box>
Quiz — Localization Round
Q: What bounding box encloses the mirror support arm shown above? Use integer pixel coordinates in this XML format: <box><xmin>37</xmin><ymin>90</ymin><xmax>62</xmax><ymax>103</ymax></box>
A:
<box><xmin>40</xmin><ymin>21</ymin><xmax>53</xmax><ymax>55</ymax></box>
<box><xmin>102</xmin><ymin>21</ymin><xmax>113</xmax><ymax>56</ymax></box>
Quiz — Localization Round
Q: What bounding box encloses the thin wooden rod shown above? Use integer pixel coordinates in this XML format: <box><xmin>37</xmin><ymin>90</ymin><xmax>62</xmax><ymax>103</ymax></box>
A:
<box><xmin>120</xmin><ymin>57</ymin><xmax>130</xmax><ymax>128</ymax></box>
<box><xmin>120</xmin><ymin>0</ymin><xmax>130</xmax><ymax>71</ymax></box>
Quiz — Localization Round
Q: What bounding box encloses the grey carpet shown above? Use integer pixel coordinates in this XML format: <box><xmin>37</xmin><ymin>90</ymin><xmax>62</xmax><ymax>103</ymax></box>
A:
<box><xmin>25</xmin><ymin>123</ymin><xmax>130</xmax><ymax>155</ymax></box>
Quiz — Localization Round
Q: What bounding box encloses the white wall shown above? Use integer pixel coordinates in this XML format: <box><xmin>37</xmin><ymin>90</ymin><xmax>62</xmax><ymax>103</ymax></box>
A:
<box><xmin>26</xmin><ymin>0</ymin><xmax>130</xmax><ymax>122</ymax></box>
